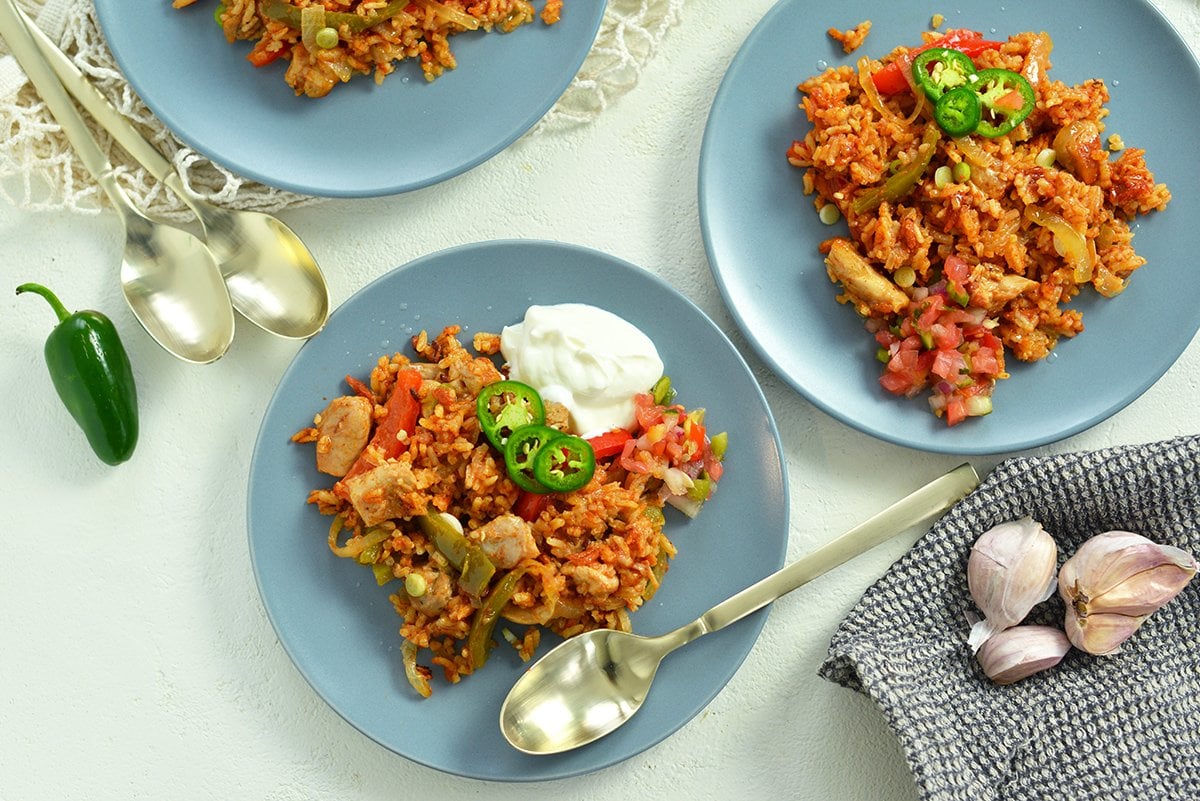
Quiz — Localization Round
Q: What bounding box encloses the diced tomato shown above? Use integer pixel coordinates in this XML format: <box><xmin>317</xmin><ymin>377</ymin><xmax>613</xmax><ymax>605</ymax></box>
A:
<box><xmin>931</xmin><ymin>322</ymin><xmax>964</xmax><ymax>350</ymax></box>
<box><xmin>943</xmin><ymin>255</ymin><xmax>971</xmax><ymax>284</ymax></box>
<box><xmin>971</xmin><ymin>346</ymin><xmax>1001</xmax><ymax>376</ymax></box>
<box><xmin>945</xmin><ymin>397</ymin><xmax>968</xmax><ymax>426</ymax></box>
<box><xmin>633</xmin><ymin>393</ymin><xmax>664</xmax><ymax>429</ymax></box>
<box><xmin>880</xmin><ymin>370</ymin><xmax>915</xmax><ymax>395</ymax></box>
<box><xmin>932</xmin><ymin>348</ymin><xmax>966</xmax><ymax>380</ymax></box>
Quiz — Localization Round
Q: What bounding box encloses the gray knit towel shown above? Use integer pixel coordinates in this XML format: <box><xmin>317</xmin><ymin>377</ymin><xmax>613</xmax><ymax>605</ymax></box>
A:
<box><xmin>820</xmin><ymin>435</ymin><xmax>1200</xmax><ymax>801</ymax></box>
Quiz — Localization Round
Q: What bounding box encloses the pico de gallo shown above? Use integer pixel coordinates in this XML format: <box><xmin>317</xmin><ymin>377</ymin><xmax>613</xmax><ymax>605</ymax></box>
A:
<box><xmin>871</xmin><ymin>255</ymin><xmax>1005</xmax><ymax>426</ymax></box>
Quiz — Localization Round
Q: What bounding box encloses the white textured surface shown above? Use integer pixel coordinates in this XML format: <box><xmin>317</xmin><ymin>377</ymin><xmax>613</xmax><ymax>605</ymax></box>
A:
<box><xmin>2</xmin><ymin>2</ymin><xmax>1198</xmax><ymax>799</ymax></box>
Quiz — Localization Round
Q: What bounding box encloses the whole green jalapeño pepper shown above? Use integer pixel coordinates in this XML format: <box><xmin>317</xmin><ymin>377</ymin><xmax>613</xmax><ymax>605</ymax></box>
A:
<box><xmin>17</xmin><ymin>283</ymin><xmax>138</xmax><ymax>465</ymax></box>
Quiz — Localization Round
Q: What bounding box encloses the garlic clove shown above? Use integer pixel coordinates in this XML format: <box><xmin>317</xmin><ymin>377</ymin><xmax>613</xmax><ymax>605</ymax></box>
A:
<box><xmin>1062</xmin><ymin>606</ymin><xmax>1147</xmax><ymax>655</ymax></box>
<box><xmin>967</xmin><ymin>517</ymin><xmax>1059</xmax><ymax>651</ymax></box>
<box><xmin>976</xmin><ymin>625</ymin><xmax>1071</xmax><ymax>685</ymax></box>
<box><xmin>1085</xmin><ymin>559</ymin><xmax>1198</xmax><ymax>617</ymax></box>
<box><xmin>1058</xmin><ymin>530</ymin><xmax>1195</xmax><ymax>601</ymax></box>
<box><xmin>1058</xmin><ymin>530</ymin><xmax>1197</xmax><ymax>655</ymax></box>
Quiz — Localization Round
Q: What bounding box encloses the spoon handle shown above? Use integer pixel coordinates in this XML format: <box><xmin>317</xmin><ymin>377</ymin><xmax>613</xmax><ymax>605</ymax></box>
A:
<box><xmin>16</xmin><ymin>5</ymin><xmax>175</xmax><ymax>184</ymax></box>
<box><xmin>0</xmin><ymin>0</ymin><xmax>127</xmax><ymax>203</ymax></box>
<box><xmin>668</xmin><ymin>463</ymin><xmax>979</xmax><ymax>648</ymax></box>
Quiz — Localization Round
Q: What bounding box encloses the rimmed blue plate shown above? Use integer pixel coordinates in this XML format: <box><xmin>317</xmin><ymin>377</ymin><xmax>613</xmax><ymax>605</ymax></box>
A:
<box><xmin>246</xmin><ymin>240</ymin><xmax>788</xmax><ymax>780</ymax></box>
<box><xmin>700</xmin><ymin>0</ymin><xmax>1200</xmax><ymax>455</ymax></box>
<box><xmin>93</xmin><ymin>4</ymin><xmax>605</xmax><ymax>197</ymax></box>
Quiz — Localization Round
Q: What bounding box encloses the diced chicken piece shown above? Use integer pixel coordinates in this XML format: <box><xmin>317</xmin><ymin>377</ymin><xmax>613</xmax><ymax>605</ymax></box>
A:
<box><xmin>468</xmin><ymin>513</ymin><xmax>538</xmax><ymax>569</ymax></box>
<box><xmin>824</xmin><ymin>238</ymin><xmax>909</xmax><ymax>316</ymax></box>
<box><xmin>408</xmin><ymin>568</ymin><xmax>453</xmax><ymax>616</ymax></box>
<box><xmin>543</xmin><ymin>400</ymin><xmax>571</xmax><ymax>432</ymax></box>
<box><xmin>314</xmin><ymin>395</ymin><xmax>373</xmax><ymax>477</ymax></box>
<box><xmin>968</xmin><ymin>263</ymin><xmax>1039</xmax><ymax>312</ymax></box>
<box><xmin>1052</xmin><ymin>119</ymin><xmax>1104</xmax><ymax>185</ymax></box>
<box><xmin>343</xmin><ymin>461</ymin><xmax>426</xmax><ymax>526</ymax></box>
<box><xmin>564</xmin><ymin>562</ymin><xmax>619</xmax><ymax>598</ymax></box>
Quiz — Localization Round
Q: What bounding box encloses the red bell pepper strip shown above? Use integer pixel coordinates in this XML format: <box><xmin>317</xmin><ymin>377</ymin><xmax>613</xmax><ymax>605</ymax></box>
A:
<box><xmin>872</xmin><ymin>29</ymin><xmax>1005</xmax><ymax>96</ymax></box>
<box><xmin>344</xmin><ymin>367</ymin><xmax>423</xmax><ymax>479</ymax></box>
<box><xmin>586</xmin><ymin>429</ymin><xmax>633</xmax><ymax>459</ymax></box>
<box><xmin>246</xmin><ymin>39</ymin><xmax>289</xmax><ymax>68</ymax></box>
<box><xmin>513</xmin><ymin>490</ymin><xmax>549</xmax><ymax>522</ymax></box>
<box><xmin>344</xmin><ymin>374</ymin><xmax>374</xmax><ymax>401</ymax></box>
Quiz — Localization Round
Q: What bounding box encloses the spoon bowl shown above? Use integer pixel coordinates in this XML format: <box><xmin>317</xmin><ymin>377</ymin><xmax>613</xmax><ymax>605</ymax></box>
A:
<box><xmin>119</xmin><ymin>206</ymin><xmax>236</xmax><ymax>363</ymax></box>
<box><xmin>164</xmin><ymin>174</ymin><xmax>330</xmax><ymax>340</ymax></box>
<box><xmin>500</xmin><ymin>464</ymin><xmax>980</xmax><ymax>754</ymax></box>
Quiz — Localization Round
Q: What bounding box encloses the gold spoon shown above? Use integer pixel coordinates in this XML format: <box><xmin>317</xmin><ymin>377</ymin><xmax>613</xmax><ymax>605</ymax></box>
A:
<box><xmin>19</xmin><ymin>9</ymin><xmax>330</xmax><ymax>340</ymax></box>
<box><xmin>0</xmin><ymin>0</ymin><xmax>235</xmax><ymax>363</ymax></box>
<box><xmin>500</xmin><ymin>463</ymin><xmax>980</xmax><ymax>754</ymax></box>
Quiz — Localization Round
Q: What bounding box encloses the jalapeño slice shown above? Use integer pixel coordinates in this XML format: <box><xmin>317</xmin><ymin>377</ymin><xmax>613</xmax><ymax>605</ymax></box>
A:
<box><xmin>533</xmin><ymin>434</ymin><xmax>596</xmax><ymax>493</ymax></box>
<box><xmin>476</xmin><ymin>380</ymin><xmax>545</xmax><ymax>450</ymax></box>
<box><xmin>503</xmin><ymin>424</ymin><xmax>562</xmax><ymax>494</ymax></box>
<box><xmin>933</xmin><ymin>85</ymin><xmax>982</xmax><ymax>138</ymax></box>
<box><xmin>973</xmin><ymin>68</ymin><xmax>1036</xmax><ymax>138</ymax></box>
<box><xmin>911</xmin><ymin>47</ymin><xmax>977</xmax><ymax>102</ymax></box>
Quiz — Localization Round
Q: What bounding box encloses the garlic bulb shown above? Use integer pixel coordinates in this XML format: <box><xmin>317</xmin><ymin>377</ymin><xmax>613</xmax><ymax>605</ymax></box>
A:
<box><xmin>1059</xmin><ymin>530</ymin><xmax>1197</xmax><ymax>655</ymax></box>
<box><xmin>967</xmin><ymin>517</ymin><xmax>1058</xmax><ymax>651</ymax></box>
<box><xmin>976</xmin><ymin>625</ymin><xmax>1071</xmax><ymax>685</ymax></box>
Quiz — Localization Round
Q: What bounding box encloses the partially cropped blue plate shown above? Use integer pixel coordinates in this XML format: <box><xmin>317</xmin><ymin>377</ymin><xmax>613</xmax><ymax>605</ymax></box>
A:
<box><xmin>247</xmin><ymin>240</ymin><xmax>788</xmax><ymax>780</ymax></box>
<box><xmin>700</xmin><ymin>0</ymin><xmax>1200</xmax><ymax>455</ymax></box>
<box><xmin>93</xmin><ymin>4</ymin><xmax>604</xmax><ymax>197</ymax></box>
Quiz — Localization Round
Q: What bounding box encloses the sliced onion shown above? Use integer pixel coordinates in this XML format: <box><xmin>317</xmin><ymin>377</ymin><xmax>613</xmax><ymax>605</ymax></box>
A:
<box><xmin>1023</xmin><ymin>205</ymin><xmax>1093</xmax><ymax>282</ymax></box>
<box><xmin>415</xmin><ymin>0</ymin><xmax>480</xmax><ymax>30</ymax></box>
<box><xmin>662</xmin><ymin>467</ymin><xmax>694</xmax><ymax>496</ymax></box>
<box><xmin>300</xmin><ymin>5</ymin><xmax>326</xmax><ymax>54</ymax></box>
<box><xmin>857</xmin><ymin>56</ymin><xmax>923</xmax><ymax>127</ymax></box>
<box><xmin>955</xmin><ymin>136</ymin><xmax>1006</xmax><ymax>196</ymax></box>
<box><xmin>665</xmin><ymin>493</ymin><xmax>704</xmax><ymax>519</ymax></box>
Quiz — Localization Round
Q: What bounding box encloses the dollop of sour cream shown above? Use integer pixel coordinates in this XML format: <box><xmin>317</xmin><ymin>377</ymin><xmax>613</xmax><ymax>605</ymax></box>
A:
<box><xmin>500</xmin><ymin>304</ymin><xmax>664</xmax><ymax>438</ymax></box>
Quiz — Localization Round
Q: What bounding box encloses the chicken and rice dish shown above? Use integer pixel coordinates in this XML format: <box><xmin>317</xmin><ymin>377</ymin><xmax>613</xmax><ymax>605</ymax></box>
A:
<box><xmin>787</xmin><ymin>26</ymin><xmax>1170</xmax><ymax>425</ymax></box>
<box><xmin>172</xmin><ymin>0</ymin><xmax>565</xmax><ymax>98</ymax></box>
<box><xmin>293</xmin><ymin>324</ymin><xmax>726</xmax><ymax>696</ymax></box>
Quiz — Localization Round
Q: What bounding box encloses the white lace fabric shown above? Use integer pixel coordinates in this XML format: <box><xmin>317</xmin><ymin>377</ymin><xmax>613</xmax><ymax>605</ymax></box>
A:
<box><xmin>0</xmin><ymin>0</ymin><xmax>683</xmax><ymax>219</ymax></box>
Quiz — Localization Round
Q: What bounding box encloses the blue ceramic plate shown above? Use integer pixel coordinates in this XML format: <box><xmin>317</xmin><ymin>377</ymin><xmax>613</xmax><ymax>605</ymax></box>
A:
<box><xmin>700</xmin><ymin>0</ymin><xmax>1200</xmax><ymax>455</ymax></box>
<box><xmin>92</xmin><ymin>4</ymin><xmax>605</xmax><ymax>197</ymax></box>
<box><xmin>246</xmin><ymin>240</ymin><xmax>788</xmax><ymax>780</ymax></box>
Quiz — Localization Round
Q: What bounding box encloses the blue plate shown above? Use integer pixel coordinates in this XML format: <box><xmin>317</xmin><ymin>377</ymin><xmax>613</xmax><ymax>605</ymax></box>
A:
<box><xmin>700</xmin><ymin>0</ymin><xmax>1200</xmax><ymax>455</ymax></box>
<box><xmin>246</xmin><ymin>240</ymin><xmax>788</xmax><ymax>780</ymax></box>
<box><xmin>92</xmin><ymin>4</ymin><xmax>605</xmax><ymax>197</ymax></box>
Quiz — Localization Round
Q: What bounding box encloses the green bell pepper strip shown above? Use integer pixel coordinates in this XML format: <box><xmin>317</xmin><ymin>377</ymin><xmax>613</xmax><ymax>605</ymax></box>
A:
<box><xmin>17</xmin><ymin>283</ymin><xmax>138</xmax><ymax>465</ymax></box>
<box><xmin>911</xmin><ymin>47</ymin><xmax>977</xmax><ymax>102</ymax></box>
<box><xmin>416</xmin><ymin>514</ymin><xmax>496</xmax><ymax>596</ymax></box>
<box><xmin>476</xmin><ymin>380</ymin><xmax>545</xmax><ymax>451</ymax></box>
<box><xmin>467</xmin><ymin>566</ymin><xmax>527</xmax><ymax>669</ymax></box>
<box><xmin>262</xmin><ymin>0</ymin><xmax>410</xmax><ymax>33</ymax></box>
<box><xmin>851</xmin><ymin>125</ymin><xmax>941</xmax><ymax>214</ymax></box>
<box><xmin>532</xmin><ymin>434</ymin><xmax>596</xmax><ymax>493</ymax></box>
<box><xmin>972</xmin><ymin>68</ymin><xmax>1036</xmax><ymax>138</ymax></box>
<box><xmin>650</xmin><ymin>375</ymin><xmax>675</xmax><ymax>406</ymax></box>
<box><xmin>933</xmin><ymin>85</ymin><xmax>982</xmax><ymax>138</ymax></box>
<box><xmin>502</xmin><ymin>424</ymin><xmax>562</xmax><ymax>494</ymax></box>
